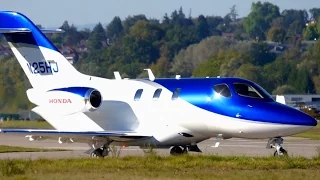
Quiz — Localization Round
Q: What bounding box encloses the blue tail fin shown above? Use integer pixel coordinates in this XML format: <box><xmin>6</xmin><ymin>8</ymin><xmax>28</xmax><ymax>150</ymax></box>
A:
<box><xmin>0</xmin><ymin>11</ymin><xmax>83</xmax><ymax>89</ymax></box>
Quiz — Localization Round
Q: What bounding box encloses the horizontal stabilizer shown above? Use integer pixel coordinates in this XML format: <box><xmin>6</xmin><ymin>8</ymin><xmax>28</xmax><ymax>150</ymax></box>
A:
<box><xmin>40</xmin><ymin>29</ymin><xmax>64</xmax><ymax>34</ymax></box>
<box><xmin>0</xmin><ymin>28</ymin><xmax>64</xmax><ymax>34</ymax></box>
<box><xmin>0</xmin><ymin>28</ymin><xmax>31</xmax><ymax>33</ymax></box>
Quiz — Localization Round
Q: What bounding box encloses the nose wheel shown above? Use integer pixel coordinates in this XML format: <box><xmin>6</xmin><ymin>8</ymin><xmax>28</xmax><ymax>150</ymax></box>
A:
<box><xmin>267</xmin><ymin>137</ymin><xmax>288</xmax><ymax>157</ymax></box>
<box><xmin>274</xmin><ymin>146</ymin><xmax>288</xmax><ymax>157</ymax></box>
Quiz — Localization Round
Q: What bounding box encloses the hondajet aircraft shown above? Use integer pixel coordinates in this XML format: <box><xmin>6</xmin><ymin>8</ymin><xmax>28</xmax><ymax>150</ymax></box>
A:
<box><xmin>0</xmin><ymin>11</ymin><xmax>317</xmax><ymax>157</ymax></box>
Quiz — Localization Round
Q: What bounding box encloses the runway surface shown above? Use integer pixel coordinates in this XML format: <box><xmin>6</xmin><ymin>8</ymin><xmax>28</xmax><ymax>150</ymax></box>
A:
<box><xmin>0</xmin><ymin>134</ymin><xmax>320</xmax><ymax>159</ymax></box>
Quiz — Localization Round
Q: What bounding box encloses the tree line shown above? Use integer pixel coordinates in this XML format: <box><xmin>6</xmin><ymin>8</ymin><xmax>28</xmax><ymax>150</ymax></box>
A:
<box><xmin>1</xmin><ymin>1</ymin><xmax>320</xmax><ymax>112</ymax></box>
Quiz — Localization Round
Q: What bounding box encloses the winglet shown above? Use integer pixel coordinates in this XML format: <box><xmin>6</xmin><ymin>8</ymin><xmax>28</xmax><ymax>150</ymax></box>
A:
<box><xmin>144</xmin><ymin>69</ymin><xmax>155</xmax><ymax>81</ymax></box>
<box><xmin>114</xmin><ymin>71</ymin><xmax>122</xmax><ymax>80</ymax></box>
<box><xmin>276</xmin><ymin>95</ymin><xmax>286</xmax><ymax>105</ymax></box>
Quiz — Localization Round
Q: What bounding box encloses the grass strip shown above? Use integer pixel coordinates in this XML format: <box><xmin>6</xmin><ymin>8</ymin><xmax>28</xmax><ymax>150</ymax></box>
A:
<box><xmin>0</xmin><ymin>145</ymin><xmax>65</xmax><ymax>153</ymax></box>
<box><xmin>1</xmin><ymin>155</ymin><xmax>320</xmax><ymax>179</ymax></box>
<box><xmin>0</xmin><ymin>121</ymin><xmax>53</xmax><ymax>129</ymax></box>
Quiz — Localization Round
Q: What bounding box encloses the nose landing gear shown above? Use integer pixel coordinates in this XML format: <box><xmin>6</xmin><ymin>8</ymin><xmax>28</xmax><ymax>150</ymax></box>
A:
<box><xmin>267</xmin><ymin>137</ymin><xmax>288</xmax><ymax>157</ymax></box>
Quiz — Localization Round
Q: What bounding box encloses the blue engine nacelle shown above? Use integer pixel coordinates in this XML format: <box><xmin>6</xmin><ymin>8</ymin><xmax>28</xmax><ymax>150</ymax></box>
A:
<box><xmin>27</xmin><ymin>87</ymin><xmax>102</xmax><ymax>114</ymax></box>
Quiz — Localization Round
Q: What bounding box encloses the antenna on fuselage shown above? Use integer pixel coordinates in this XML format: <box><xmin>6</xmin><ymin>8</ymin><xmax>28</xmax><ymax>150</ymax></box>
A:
<box><xmin>175</xmin><ymin>75</ymin><xmax>181</xmax><ymax>79</ymax></box>
<box><xmin>144</xmin><ymin>69</ymin><xmax>155</xmax><ymax>81</ymax></box>
<box><xmin>114</xmin><ymin>71</ymin><xmax>122</xmax><ymax>80</ymax></box>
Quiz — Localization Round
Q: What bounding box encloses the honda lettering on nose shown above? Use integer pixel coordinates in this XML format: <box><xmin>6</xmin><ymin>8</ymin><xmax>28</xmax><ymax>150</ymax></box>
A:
<box><xmin>49</xmin><ymin>99</ymin><xmax>72</xmax><ymax>103</ymax></box>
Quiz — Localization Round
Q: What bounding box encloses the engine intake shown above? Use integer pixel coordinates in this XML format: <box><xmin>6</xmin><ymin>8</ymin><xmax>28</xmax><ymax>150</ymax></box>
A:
<box><xmin>85</xmin><ymin>89</ymin><xmax>102</xmax><ymax>110</ymax></box>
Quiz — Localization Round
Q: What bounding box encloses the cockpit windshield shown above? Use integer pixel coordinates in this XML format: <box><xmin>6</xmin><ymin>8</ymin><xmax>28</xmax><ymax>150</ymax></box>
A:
<box><xmin>213</xmin><ymin>84</ymin><xmax>231</xmax><ymax>98</ymax></box>
<box><xmin>233</xmin><ymin>83</ymin><xmax>272</xmax><ymax>100</ymax></box>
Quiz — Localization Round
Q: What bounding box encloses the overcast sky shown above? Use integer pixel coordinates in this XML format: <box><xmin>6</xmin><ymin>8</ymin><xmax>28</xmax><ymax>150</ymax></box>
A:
<box><xmin>1</xmin><ymin>0</ymin><xmax>319</xmax><ymax>28</ymax></box>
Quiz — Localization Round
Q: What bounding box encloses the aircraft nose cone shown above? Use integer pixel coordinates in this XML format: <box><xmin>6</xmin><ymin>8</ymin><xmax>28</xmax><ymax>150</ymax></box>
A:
<box><xmin>296</xmin><ymin>110</ymin><xmax>318</xmax><ymax>127</ymax></box>
<box><xmin>254</xmin><ymin>102</ymin><xmax>318</xmax><ymax>126</ymax></box>
<box><xmin>280</xmin><ymin>104</ymin><xmax>317</xmax><ymax>127</ymax></box>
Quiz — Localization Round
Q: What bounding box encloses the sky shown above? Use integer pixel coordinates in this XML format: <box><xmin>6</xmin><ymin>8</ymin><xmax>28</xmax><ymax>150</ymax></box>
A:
<box><xmin>1</xmin><ymin>0</ymin><xmax>320</xmax><ymax>28</ymax></box>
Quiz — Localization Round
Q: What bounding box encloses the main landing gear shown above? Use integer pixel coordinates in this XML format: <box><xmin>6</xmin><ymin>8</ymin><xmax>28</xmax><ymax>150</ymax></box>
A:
<box><xmin>170</xmin><ymin>146</ymin><xmax>187</xmax><ymax>155</ymax></box>
<box><xmin>267</xmin><ymin>137</ymin><xmax>288</xmax><ymax>157</ymax></box>
<box><xmin>170</xmin><ymin>144</ymin><xmax>202</xmax><ymax>155</ymax></box>
<box><xmin>90</xmin><ymin>145</ymin><xmax>110</xmax><ymax>158</ymax></box>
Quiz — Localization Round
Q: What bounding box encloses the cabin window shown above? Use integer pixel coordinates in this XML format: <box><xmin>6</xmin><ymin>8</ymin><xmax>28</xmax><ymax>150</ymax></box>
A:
<box><xmin>153</xmin><ymin>88</ymin><xmax>162</xmax><ymax>101</ymax></box>
<box><xmin>233</xmin><ymin>83</ymin><xmax>263</xmax><ymax>99</ymax></box>
<box><xmin>172</xmin><ymin>88</ymin><xmax>181</xmax><ymax>100</ymax></box>
<box><xmin>134</xmin><ymin>89</ymin><xmax>143</xmax><ymax>101</ymax></box>
<box><xmin>213</xmin><ymin>84</ymin><xmax>231</xmax><ymax>98</ymax></box>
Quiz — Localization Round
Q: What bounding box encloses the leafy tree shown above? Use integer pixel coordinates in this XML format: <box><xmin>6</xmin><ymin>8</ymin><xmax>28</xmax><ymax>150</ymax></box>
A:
<box><xmin>228</xmin><ymin>5</ymin><xmax>238</xmax><ymax>21</ymax></box>
<box><xmin>0</xmin><ymin>57</ymin><xmax>32</xmax><ymax>112</ymax></box>
<box><xmin>123</xmin><ymin>15</ymin><xmax>148</xmax><ymax>33</ymax></box>
<box><xmin>249</xmin><ymin>42</ymin><xmax>276</xmax><ymax>66</ymax></box>
<box><xmin>281</xmin><ymin>9</ymin><xmax>308</xmax><ymax>35</ymax></box>
<box><xmin>162</xmin><ymin>13</ymin><xmax>170</xmax><ymax>25</ymax></box>
<box><xmin>267</xmin><ymin>27</ymin><xmax>286</xmax><ymax>43</ymax></box>
<box><xmin>243</xmin><ymin>1</ymin><xmax>280</xmax><ymax>40</ymax></box>
<box><xmin>192</xmin><ymin>57</ymin><xmax>222</xmax><ymax>77</ymax></box>
<box><xmin>310</xmin><ymin>8</ymin><xmax>320</xmax><ymax>20</ymax></box>
<box><xmin>288</xmin><ymin>67</ymin><xmax>315</xmax><ymax>93</ymax></box>
<box><xmin>129</xmin><ymin>20</ymin><xmax>165</xmax><ymax>42</ymax></box>
<box><xmin>192</xmin><ymin>51</ymin><xmax>243</xmax><ymax>77</ymax></box>
<box><xmin>170</xmin><ymin>7</ymin><xmax>193</xmax><ymax>27</ymax></box>
<box><xmin>235</xmin><ymin>63</ymin><xmax>261</xmax><ymax>82</ymax></box>
<box><xmin>271</xmin><ymin>17</ymin><xmax>285</xmax><ymax>28</ymax></box>
<box><xmin>272</xmin><ymin>85</ymin><xmax>297</xmax><ymax>94</ymax></box>
<box><xmin>171</xmin><ymin>36</ymin><xmax>252</xmax><ymax>77</ymax></box>
<box><xmin>312</xmin><ymin>75</ymin><xmax>320</xmax><ymax>93</ymax></box>
<box><xmin>196</xmin><ymin>15</ymin><xmax>209</xmax><ymax>40</ymax></box>
<box><xmin>106</xmin><ymin>16</ymin><xmax>123</xmax><ymax>40</ymax></box>
<box><xmin>303</xmin><ymin>23</ymin><xmax>319</xmax><ymax>40</ymax></box>
<box><xmin>87</xmin><ymin>23</ymin><xmax>106</xmax><ymax>52</ymax></box>
<box><xmin>317</xmin><ymin>17</ymin><xmax>320</xmax><ymax>34</ymax></box>
<box><xmin>150</xmin><ymin>56</ymin><xmax>172</xmax><ymax>77</ymax></box>
<box><xmin>60</xmin><ymin>21</ymin><xmax>70</xmax><ymax>31</ymax></box>
<box><xmin>286</xmin><ymin>20</ymin><xmax>305</xmax><ymax>38</ymax></box>
<box><xmin>206</xmin><ymin>16</ymin><xmax>223</xmax><ymax>35</ymax></box>
<box><xmin>261</xmin><ymin>57</ymin><xmax>293</xmax><ymax>92</ymax></box>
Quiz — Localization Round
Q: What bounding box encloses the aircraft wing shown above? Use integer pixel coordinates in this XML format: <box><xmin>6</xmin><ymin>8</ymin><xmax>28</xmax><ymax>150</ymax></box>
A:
<box><xmin>0</xmin><ymin>129</ymin><xmax>151</xmax><ymax>143</ymax></box>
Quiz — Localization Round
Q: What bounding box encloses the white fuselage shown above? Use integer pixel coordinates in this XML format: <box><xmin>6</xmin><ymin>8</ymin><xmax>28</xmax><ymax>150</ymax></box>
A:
<box><xmin>36</xmin><ymin>75</ymin><xmax>311</xmax><ymax>147</ymax></box>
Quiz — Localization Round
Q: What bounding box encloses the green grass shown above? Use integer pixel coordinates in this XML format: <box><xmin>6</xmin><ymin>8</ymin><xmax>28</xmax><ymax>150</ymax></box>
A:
<box><xmin>294</xmin><ymin>124</ymin><xmax>320</xmax><ymax>140</ymax></box>
<box><xmin>1</xmin><ymin>155</ymin><xmax>320</xmax><ymax>179</ymax></box>
<box><xmin>0</xmin><ymin>145</ymin><xmax>65</xmax><ymax>153</ymax></box>
<box><xmin>0</xmin><ymin>120</ymin><xmax>53</xmax><ymax>129</ymax></box>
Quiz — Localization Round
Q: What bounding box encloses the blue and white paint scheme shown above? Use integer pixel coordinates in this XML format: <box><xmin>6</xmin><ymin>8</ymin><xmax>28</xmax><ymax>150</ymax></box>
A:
<box><xmin>0</xmin><ymin>11</ymin><xmax>317</xmax><ymax>157</ymax></box>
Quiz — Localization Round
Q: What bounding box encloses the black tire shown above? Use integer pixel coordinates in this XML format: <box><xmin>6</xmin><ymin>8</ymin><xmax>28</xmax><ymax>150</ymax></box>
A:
<box><xmin>273</xmin><ymin>147</ymin><xmax>288</xmax><ymax>157</ymax></box>
<box><xmin>91</xmin><ymin>148</ymin><xmax>104</xmax><ymax>158</ymax></box>
<box><xmin>170</xmin><ymin>146</ymin><xmax>183</xmax><ymax>155</ymax></box>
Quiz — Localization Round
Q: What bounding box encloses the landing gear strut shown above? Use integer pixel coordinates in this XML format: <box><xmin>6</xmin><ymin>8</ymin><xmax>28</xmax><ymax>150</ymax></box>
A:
<box><xmin>267</xmin><ymin>137</ymin><xmax>288</xmax><ymax>157</ymax></box>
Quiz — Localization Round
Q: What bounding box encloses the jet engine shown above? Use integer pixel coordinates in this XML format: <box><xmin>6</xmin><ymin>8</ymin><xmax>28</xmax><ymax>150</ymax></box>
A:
<box><xmin>27</xmin><ymin>87</ymin><xmax>102</xmax><ymax>115</ymax></box>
